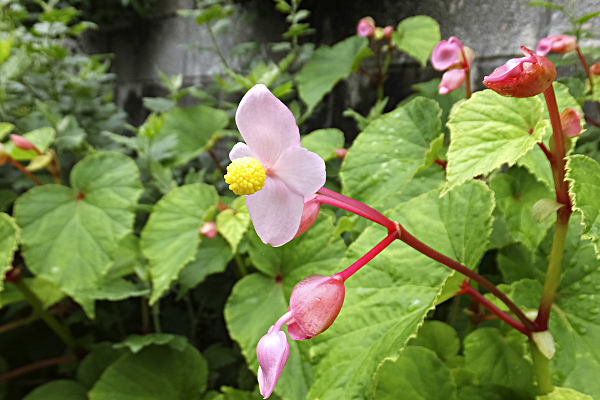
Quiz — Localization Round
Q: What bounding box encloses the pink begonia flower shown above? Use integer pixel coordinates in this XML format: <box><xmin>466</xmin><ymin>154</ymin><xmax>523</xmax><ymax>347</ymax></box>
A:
<box><xmin>535</xmin><ymin>35</ymin><xmax>577</xmax><ymax>56</ymax></box>
<box><xmin>10</xmin><ymin>134</ymin><xmax>35</xmax><ymax>151</ymax></box>
<box><xmin>256</xmin><ymin>313</ymin><xmax>291</xmax><ymax>399</ymax></box>
<box><xmin>560</xmin><ymin>107</ymin><xmax>583</xmax><ymax>138</ymax></box>
<box><xmin>225</xmin><ymin>84</ymin><xmax>326</xmax><ymax>247</ymax></box>
<box><xmin>591</xmin><ymin>62</ymin><xmax>600</xmax><ymax>75</ymax></box>
<box><xmin>383</xmin><ymin>26</ymin><xmax>393</xmax><ymax>40</ymax></box>
<box><xmin>483</xmin><ymin>46</ymin><xmax>556</xmax><ymax>98</ymax></box>
<box><xmin>198</xmin><ymin>221</ymin><xmax>217</xmax><ymax>238</ymax></box>
<box><xmin>357</xmin><ymin>17</ymin><xmax>375</xmax><ymax>37</ymax></box>
<box><xmin>286</xmin><ymin>274</ymin><xmax>345</xmax><ymax>340</ymax></box>
<box><xmin>293</xmin><ymin>194</ymin><xmax>321</xmax><ymax>239</ymax></box>
<box><xmin>431</xmin><ymin>39</ymin><xmax>461</xmax><ymax>71</ymax></box>
<box><xmin>439</xmin><ymin>69</ymin><xmax>466</xmax><ymax>94</ymax></box>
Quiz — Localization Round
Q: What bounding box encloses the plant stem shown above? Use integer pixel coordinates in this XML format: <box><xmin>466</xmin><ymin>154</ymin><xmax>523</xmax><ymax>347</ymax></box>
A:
<box><xmin>465</xmin><ymin>68</ymin><xmax>472</xmax><ymax>99</ymax></box>
<box><xmin>7</xmin><ymin>157</ymin><xmax>42</xmax><ymax>185</ymax></box>
<box><xmin>141</xmin><ymin>297</ymin><xmax>151</xmax><ymax>334</ymax></box>
<box><xmin>398</xmin><ymin>225</ymin><xmax>536</xmax><ymax>332</ymax></box>
<box><xmin>335</xmin><ymin>230</ymin><xmax>399</xmax><ymax>281</ymax></box>
<box><xmin>317</xmin><ymin>187</ymin><xmax>397</xmax><ymax>232</ymax></box>
<box><xmin>206</xmin><ymin>23</ymin><xmax>229</xmax><ymax>69</ymax></box>
<box><xmin>537</xmin><ymin>142</ymin><xmax>554</xmax><ymax>164</ymax></box>
<box><xmin>234</xmin><ymin>253</ymin><xmax>247</xmax><ymax>278</ymax></box>
<box><xmin>315</xmin><ymin>194</ymin><xmax>394</xmax><ymax>231</ymax></box>
<box><xmin>151</xmin><ymin>302</ymin><xmax>162</xmax><ymax>334</ymax></box>
<box><xmin>0</xmin><ymin>314</ymin><xmax>40</xmax><ymax>335</ymax></box>
<box><xmin>14</xmin><ymin>280</ymin><xmax>80</xmax><ymax>351</ymax></box>
<box><xmin>575</xmin><ymin>44</ymin><xmax>600</xmax><ymax>115</ymax></box>
<box><xmin>585</xmin><ymin>115</ymin><xmax>600</xmax><ymax>128</ymax></box>
<box><xmin>536</xmin><ymin>208</ymin><xmax>570</xmax><ymax>330</ymax></box>
<box><xmin>0</xmin><ymin>354</ymin><xmax>78</xmax><ymax>383</ymax></box>
<box><xmin>530</xmin><ymin>338</ymin><xmax>553</xmax><ymax>395</ymax></box>
<box><xmin>208</xmin><ymin>149</ymin><xmax>227</xmax><ymax>175</ymax></box>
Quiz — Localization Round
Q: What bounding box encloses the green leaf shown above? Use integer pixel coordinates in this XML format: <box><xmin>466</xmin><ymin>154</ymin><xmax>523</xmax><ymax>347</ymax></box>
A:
<box><xmin>412</xmin><ymin>79</ymin><xmax>466</xmax><ymax>134</ymax></box>
<box><xmin>392</xmin><ymin>16</ymin><xmax>441</xmax><ymax>67</ymax></box>
<box><xmin>1</xmin><ymin>277</ymin><xmax>65</xmax><ymax>309</ymax></box>
<box><xmin>490</xmin><ymin>166</ymin><xmax>555</xmax><ymax>250</ymax></box>
<box><xmin>537</xmin><ymin>387</ymin><xmax>594</xmax><ymax>400</ymax></box>
<box><xmin>77</xmin><ymin>342</ymin><xmax>126</xmax><ymax>389</ymax></box>
<box><xmin>297</xmin><ymin>35</ymin><xmax>368</xmax><ymax>112</ymax></box>
<box><xmin>0</xmin><ymin>190</ymin><xmax>17</xmax><ymax>212</ymax></box>
<box><xmin>0</xmin><ymin>123</ymin><xmax>14</xmax><ymax>140</ymax></box>
<box><xmin>14</xmin><ymin>152</ymin><xmax>143</xmax><ymax>317</ymax></box>
<box><xmin>464</xmin><ymin>328</ymin><xmax>534</xmax><ymax>395</ymax></box>
<box><xmin>308</xmin><ymin>181</ymin><xmax>494</xmax><ymax>400</ymax></box>
<box><xmin>177</xmin><ymin>235</ymin><xmax>233</xmax><ymax>297</ymax></box>
<box><xmin>225</xmin><ymin>214</ymin><xmax>346</xmax><ymax>400</ymax></box>
<box><xmin>375</xmin><ymin>346</ymin><xmax>457</xmax><ymax>400</ymax></box>
<box><xmin>300</xmin><ymin>128</ymin><xmax>345</xmax><ymax>161</ymax></box>
<box><xmin>577</xmin><ymin>10</ymin><xmax>600</xmax><ymax>24</ymax></box>
<box><xmin>113</xmin><ymin>333</ymin><xmax>188</xmax><ymax>353</ymax></box>
<box><xmin>40</xmin><ymin>7</ymin><xmax>80</xmax><ymax>24</ymax></box>
<box><xmin>88</xmin><ymin>344</ymin><xmax>208</xmax><ymax>400</ymax></box>
<box><xmin>216</xmin><ymin>196</ymin><xmax>250</xmax><ymax>253</ymax></box>
<box><xmin>566</xmin><ymin>155</ymin><xmax>600</xmax><ymax>258</ymax></box>
<box><xmin>0</xmin><ymin>213</ymin><xmax>19</xmax><ymax>295</ymax></box>
<box><xmin>22</xmin><ymin>380</ymin><xmax>88</xmax><ymax>400</ymax></box>
<box><xmin>407</xmin><ymin>320</ymin><xmax>460</xmax><ymax>362</ymax></box>
<box><xmin>444</xmin><ymin>90</ymin><xmax>549</xmax><ymax>195</ymax></box>
<box><xmin>139</xmin><ymin>113</ymin><xmax>165</xmax><ymax>139</ymax></box>
<box><xmin>151</xmin><ymin>106</ymin><xmax>229</xmax><ymax>166</ymax></box>
<box><xmin>2</xmin><ymin>127</ymin><xmax>56</xmax><ymax>160</ymax></box>
<box><xmin>143</xmin><ymin>97</ymin><xmax>176</xmax><ymax>113</ymax></box>
<box><xmin>140</xmin><ymin>184</ymin><xmax>218</xmax><ymax>304</ymax></box>
<box><xmin>532</xmin><ymin>198</ymin><xmax>564</xmax><ymax>223</ymax></box>
<box><xmin>0</xmin><ymin>38</ymin><xmax>12</xmax><ymax>64</ymax></box>
<box><xmin>340</xmin><ymin>97</ymin><xmax>442</xmax><ymax>210</ymax></box>
<box><xmin>196</xmin><ymin>4</ymin><xmax>233</xmax><ymax>25</ymax></box>
<box><xmin>528</xmin><ymin>1</ymin><xmax>564</xmax><ymax>10</ymax></box>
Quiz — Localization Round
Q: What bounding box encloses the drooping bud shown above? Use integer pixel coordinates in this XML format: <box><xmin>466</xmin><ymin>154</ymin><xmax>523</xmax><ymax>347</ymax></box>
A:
<box><xmin>10</xmin><ymin>134</ymin><xmax>35</xmax><ymax>151</ymax></box>
<box><xmin>257</xmin><ymin>324</ymin><xmax>290</xmax><ymax>399</ymax></box>
<box><xmin>357</xmin><ymin>17</ymin><xmax>375</xmax><ymax>38</ymax></box>
<box><xmin>199</xmin><ymin>221</ymin><xmax>217</xmax><ymax>238</ymax></box>
<box><xmin>293</xmin><ymin>195</ymin><xmax>321</xmax><ymax>239</ymax></box>
<box><xmin>483</xmin><ymin>46</ymin><xmax>556</xmax><ymax>98</ymax></box>
<box><xmin>383</xmin><ymin>26</ymin><xmax>393</xmax><ymax>40</ymax></box>
<box><xmin>334</xmin><ymin>148</ymin><xmax>348</xmax><ymax>160</ymax></box>
<box><xmin>287</xmin><ymin>274</ymin><xmax>345</xmax><ymax>340</ymax></box>
<box><xmin>591</xmin><ymin>62</ymin><xmax>600</xmax><ymax>75</ymax></box>
<box><xmin>560</xmin><ymin>107</ymin><xmax>582</xmax><ymax>138</ymax></box>
<box><xmin>535</xmin><ymin>35</ymin><xmax>577</xmax><ymax>56</ymax></box>
<box><xmin>431</xmin><ymin>39</ymin><xmax>461</xmax><ymax>71</ymax></box>
<box><xmin>439</xmin><ymin>69</ymin><xmax>466</xmax><ymax>95</ymax></box>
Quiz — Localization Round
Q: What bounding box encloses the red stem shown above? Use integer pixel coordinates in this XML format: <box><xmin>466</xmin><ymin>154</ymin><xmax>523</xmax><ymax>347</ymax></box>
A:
<box><xmin>317</xmin><ymin>187</ymin><xmax>397</xmax><ymax>232</ymax></box>
<box><xmin>460</xmin><ymin>281</ymin><xmax>529</xmax><ymax>336</ymax></box>
<box><xmin>537</xmin><ymin>142</ymin><xmax>554</xmax><ymax>164</ymax></box>
<box><xmin>0</xmin><ymin>354</ymin><xmax>78</xmax><ymax>383</ymax></box>
<box><xmin>398</xmin><ymin>225</ymin><xmax>537</xmax><ymax>332</ymax></box>
<box><xmin>335</xmin><ymin>230</ymin><xmax>399</xmax><ymax>281</ymax></box>
<box><xmin>585</xmin><ymin>115</ymin><xmax>600</xmax><ymax>128</ymax></box>
<box><xmin>7</xmin><ymin>157</ymin><xmax>42</xmax><ymax>185</ymax></box>
<box><xmin>434</xmin><ymin>158</ymin><xmax>447</xmax><ymax>169</ymax></box>
<box><xmin>576</xmin><ymin>44</ymin><xmax>600</xmax><ymax>115</ymax></box>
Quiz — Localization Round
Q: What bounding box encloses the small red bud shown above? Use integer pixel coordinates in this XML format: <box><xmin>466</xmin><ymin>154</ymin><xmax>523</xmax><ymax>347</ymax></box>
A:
<box><xmin>383</xmin><ymin>26</ymin><xmax>393</xmax><ymax>40</ymax></box>
<box><xmin>560</xmin><ymin>107</ymin><xmax>583</xmax><ymax>138</ymax></box>
<box><xmin>10</xmin><ymin>134</ymin><xmax>35</xmax><ymax>151</ymax></box>
<box><xmin>591</xmin><ymin>62</ymin><xmax>600</xmax><ymax>76</ymax></box>
<box><xmin>199</xmin><ymin>221</ymin><xmax>217</xmax><ymax>238</ymax></box>
<box><xmin>334</xmin><ymin>148</ymin><xmax>348</xmax><ymax>160</ymax></box>
<box><xmin>293</xmin><ymin>195</ymin><xmax>321</xmax><ymax>239</ymax></box>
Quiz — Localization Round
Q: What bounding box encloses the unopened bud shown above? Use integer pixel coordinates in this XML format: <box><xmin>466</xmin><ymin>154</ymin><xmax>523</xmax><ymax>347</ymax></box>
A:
<box><xmin>199</xmin><ymin>221</ymin><xmax>217</xmax><ymax>238</ymax></box>
<box><xmin>439</xmin><ymin>69</ymin><xmax>466</xmax><ymax>95</ymax></box>
<box><xmin>383</xmin><ymin>26</ymin><xmax>393</xmax><ymax>40</ymax></box>
<box><xmin>357</xmin><ymin>17</ymin><xmax>375</xmax><ymax>38</ymax></box>
<box><xmin>591</xmin><ymin>62</ymin><xmax>600</xmax><ymax>75</ymax></box>
<box><xmin>10</xmin><ymin>134</ymin><xmax>35</xmax><ymax>151</ymax></box>
<box><xmin>560</xmin><ymin>107</ymin><xmax>583</xmax><ymax>138</ymax></box>
<box><xmin>293</xmin><ymin>195</ymin><xmax>321</xmax><ymax>239</ymax></box>
<box><xmin>536</xmin><ymin>35</ymin><xmax>576</xmax><ymax>56</ymax></box>
<box><xmin>334</xmin><ymin>148</ymin><xmax>348</xmax><ymax>160</ymax></box>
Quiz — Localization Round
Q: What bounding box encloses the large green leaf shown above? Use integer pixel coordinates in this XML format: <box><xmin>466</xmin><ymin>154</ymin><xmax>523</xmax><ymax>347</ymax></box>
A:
<box><xmin>300</xmin><ymin>128</ymin><xmax>345</xmax><ymax>161</ymax></box>
<box><xmin>88</xmin><ymin>344</ymin><xmax>208</xmax><ymax>400</ymax></box>
<box><xmin>392</xmin><ymin>16</ymin><xmax>441</xmax><ymax>67</ymax></box>
<box><xmin>224</xmin><ymin>214</ymin><xmax>346</xmax><ymax>400</ymax></box>
<box><xmin>340</xmin><ymin>97</ymin><xmax>442</xmax><ymax>210</ymax></box>
<box><xmin>566</xmin><ymin>155</ymin><xmax>600</xmax><ymax>258</ymax></box>
<box><xmin>14</xmin><ymin>152</ymin><xmax>144</xmax><ymax>317</ymax></box>
<box><xmin>444</xmin><ymin>90</ymin><xmax>550</xmax><ymax>195</ymax></box>
<box><xmin>150</xmin><ymin>105</ymin><xmax>228</xmax><ymax>166</ymax></box>
<box><xmin>307</xmin><ymin>181</ymin><xmax>494</xmax><ymax>400</ymax></box>
<box><xmin>490</xmin><ymin>166</ymin><xmax>555</xmax><ymax>250</ymax></box>
<box><xmin>140</xmin><ymin>184</ymin><xmax>219</xmax><ymax>304</ymax></box>
<box><xmin>374</xmin><ymin>346</ymin><xmax>457</xmax><ymax>400</ymax></box>
<box><xmin>22</xmin><ymin>380</ymin><xmax>88</xmax><ymax>400</ymax></box>
<box><xmin>297</xmin><ymin>35</ymin><xmax>368</xmax><ymax>112</ymax></box>
<box><xmin>463</xmin><ymin>328</ymin><xmax>534</xmax><ymax>396</ymax></box>
<box><xmin>113</xmin><ymin>333</ymin><xmax>188</xmax><ymax>353</ymax></box>
<box><xmin>407</xmin><ymin>320</ymin><xmax>460</xmax><ymax>362</ymax></box>
<box><xmin>0</xmin><ymin>213</ymin><xmax>19</xmax><ymax>295</ymax></box>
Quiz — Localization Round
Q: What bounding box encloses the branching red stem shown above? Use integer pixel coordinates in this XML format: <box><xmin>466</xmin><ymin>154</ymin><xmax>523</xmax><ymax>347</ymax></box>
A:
<box><xmin>336</xmin><ymin>230</ymin><xmax>399</xmax><ymax>281</ymax></box>
<box><xmin>0</xmin><ymin>354</ymin><xmax>78</xmax><ymax>383</ymax></box>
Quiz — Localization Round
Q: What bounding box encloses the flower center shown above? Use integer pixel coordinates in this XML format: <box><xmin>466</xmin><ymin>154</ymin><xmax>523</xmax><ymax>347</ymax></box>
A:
<box><xmin>225</xmin><ymin>157</ymin><xmax>267</xmax><ymax>196</ymax></box>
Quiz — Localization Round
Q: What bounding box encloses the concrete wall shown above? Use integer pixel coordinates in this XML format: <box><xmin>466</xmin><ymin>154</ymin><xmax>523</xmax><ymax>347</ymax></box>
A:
<box><xmin>83</xmin><ymin>0</ymin><xmax>600</xmax><ymax>130</ymax></box>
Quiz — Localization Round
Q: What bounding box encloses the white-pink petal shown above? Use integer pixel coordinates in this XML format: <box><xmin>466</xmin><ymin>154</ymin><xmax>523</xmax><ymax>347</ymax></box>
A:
<box><xmin>271</xmin><ymin>147</ymin><xmax>326</xmax><ymax>197</ymax></box>
<box><xmin>236</xmin><ymin>84</ymin><xmax>300</xmax><ymax>167</ymax></box>
<box><xmin>229</xmin><ymin>142</ymin><xmax>256</xmax><ymax>160</ymax></box>
<box><xmin>246</xmin><ymin>175</ymin><xmax>304</xmax><ymax>247</ymax></box>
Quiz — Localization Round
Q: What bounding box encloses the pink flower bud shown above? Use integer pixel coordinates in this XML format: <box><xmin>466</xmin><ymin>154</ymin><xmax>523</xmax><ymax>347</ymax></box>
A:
<box><xmin>199</xmin><ymin>221</ymin><xmax>217</xmax><ymax>238</ymax></box>
<box><xmin>536</xmin><ymin>35</ymin><xmax>577</xmax><ymax>56</ymax></box>
<box><xmin>257</xmin><ymin>324</ymin><xmax>290</xmax><ymax>399</ymax></box>
<box><xmin>483</xmin><ymin>46</ymin><xmax>556</xmax><ymax>98</ymax></box>
<box><xmin>591</xmin><ymin>62</ymin><xmax>600</xmax><ymax>75</ymax></box>
<box><xmin>560</xmin><ymin>107</ymin><xmax>582</xmax><ymax>138</ymax></box>
<box><xmin>383</xmin><ymin>26</ymin><xmax>393</xmax><ymax>40</ymax></box>
<box><xmin>439</xmin><ymin>69</ymin><xmax>466</xmax><ymax>94</ymax></box>
<box><xmin>334</xmin><ymin>148</ymin><xmax>348</xmax><ymax>160</ymax></box>
<box><xmin>287</xmin><ymin>274</ymin><xmax>345</xmax><ymax>340</ymax></box>
<box><xmin>431</xmin><ymin>40</ymin><xmax>461</xmax><ymax>71</ymax></box>
<box><xmin>293</xmin><ymin>195</ymin><xmax>321</xmax><ymax>239</ymax></box>
<box><xmin>10</xmin><ymin>134</ymin><xmax>35</xmax><ymax>151</ymax></box>
<box><xmin>357</xmin><ymin>17</ymin><xmax>375</xmax><ymax>38</ymax></box>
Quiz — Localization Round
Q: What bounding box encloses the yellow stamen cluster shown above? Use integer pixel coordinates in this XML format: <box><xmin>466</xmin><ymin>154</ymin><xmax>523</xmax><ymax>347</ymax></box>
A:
<box><xmin>225</xmin><ymin>157</ymin><xmax>267</xmax><ymax>196</ymax></box>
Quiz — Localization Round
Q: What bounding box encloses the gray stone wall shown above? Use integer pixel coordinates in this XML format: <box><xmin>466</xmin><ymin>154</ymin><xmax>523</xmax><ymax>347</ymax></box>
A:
<box><xmin>83</xmin><ymin>0</ymin><xmax>600</xmax><ymax>129</ymax></box>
